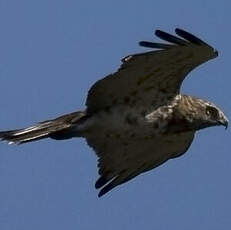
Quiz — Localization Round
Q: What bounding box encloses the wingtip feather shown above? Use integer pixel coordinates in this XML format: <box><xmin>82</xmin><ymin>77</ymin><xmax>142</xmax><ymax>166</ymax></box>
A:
<box><xmin>95</xmin><ymin>176</ymin><xmax>109</xmax><ymax>189</ymax></box>
<box><xmin>155</xmin><ymin>29</ymin><xmax>188</xmax><ymax>46</ymax></box>
<box><xmin>175</xmin><ymin>28</ymin><xmax>210</xmax><ymax>46</ymax></box>
<box><xmin>139</xmin><ymin>41</ymin><xmax>173</xmax><ymax>49</ymax></box>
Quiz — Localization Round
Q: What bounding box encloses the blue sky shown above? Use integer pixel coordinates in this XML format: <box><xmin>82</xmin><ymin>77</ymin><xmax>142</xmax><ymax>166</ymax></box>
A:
<box><xmin>0</xmin><ymin>0</ymin><xmax>230</xmax><ymax>229</ymax></box>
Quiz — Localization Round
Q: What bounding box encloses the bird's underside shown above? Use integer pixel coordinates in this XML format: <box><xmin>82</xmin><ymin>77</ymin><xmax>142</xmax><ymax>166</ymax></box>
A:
<box><xmin>0</xmin><ymin>28</ymin><xmax>228</xmax><ymax>197</ymax></box>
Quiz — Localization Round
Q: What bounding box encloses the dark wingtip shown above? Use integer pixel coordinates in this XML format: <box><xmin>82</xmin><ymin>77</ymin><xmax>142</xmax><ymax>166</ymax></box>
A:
<box><xmin>140</xmin><ymin>28</ymin><xmax>215</xmax><ymax>51</ymax></box>
<box><xmin>175</xmin><ymin>28</ymin><xmax>209</xmax><ymax>46</ymax></box>
<box><xmin>95</xmin><ymin>176</ymin><xmax>108</xmax><ymax>189</ymax></box>
<box><xmin>98</xmin><ymin>191</ymin><xmax>104</xmax><ymax>197</ymax></box>
<box><xmin>98</xmin><ymin>183</ymin><xmax>113</xmax><ymax>197</ymax></box>
<box><xmin>155</xmin><ymin>29</ymin><xmax>188</xmax><ymax>46</ymax></box>
<box><xmin>139</xmin><ymin>41</ymin><xmax>173</xmax><ymax>49</ymax></box>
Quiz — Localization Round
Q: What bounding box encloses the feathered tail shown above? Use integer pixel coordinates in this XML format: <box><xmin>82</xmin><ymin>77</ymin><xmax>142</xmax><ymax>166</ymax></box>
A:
<box><xmin>0</xmin><ymin>111</ymin><xmax>86</xmax><ymax>144</ymax></box>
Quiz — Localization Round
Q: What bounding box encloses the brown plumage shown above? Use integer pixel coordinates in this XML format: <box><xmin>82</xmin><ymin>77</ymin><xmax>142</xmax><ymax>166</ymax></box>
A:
<box><xmin>0</xmin><ymin>28</ymin><xmax>228</xmax><ymax>197</ymax></box>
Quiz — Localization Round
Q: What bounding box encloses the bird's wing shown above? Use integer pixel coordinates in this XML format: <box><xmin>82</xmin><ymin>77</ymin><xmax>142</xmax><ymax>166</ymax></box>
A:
<box><xmin>86</xmin><ymin>28</ymin><xmax>217</xmax><ymax>113</ymax></box>
<box><xmin>87</xmin><ymin>131</ymin><xmax>195</xmax><ymax>197</ymax></box>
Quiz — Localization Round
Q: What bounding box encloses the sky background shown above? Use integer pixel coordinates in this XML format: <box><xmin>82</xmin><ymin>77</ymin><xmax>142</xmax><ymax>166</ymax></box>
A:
<box><xmin>0</xmin><ymin>0</ymin><xmax>230</xmax><ymax>229</ymax></box>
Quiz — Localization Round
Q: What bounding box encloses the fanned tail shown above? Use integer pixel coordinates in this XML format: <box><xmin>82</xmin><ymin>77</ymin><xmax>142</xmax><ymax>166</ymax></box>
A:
<box><xmin>0</xmin><ymin>111</ymin><xmax>86</xmax><ymax>144</ymax></box>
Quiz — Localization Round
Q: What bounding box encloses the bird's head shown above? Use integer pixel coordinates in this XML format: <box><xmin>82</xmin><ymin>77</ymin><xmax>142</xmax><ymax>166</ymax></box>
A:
<box><xmin>177</xmin><ymin>95</ymin><xmax>228</xmax><ymax>131</ymax></box>
<box><xmin>198</xmin><ymin>103</ymin><xmax>228</xmax><ymax>130</ymax></box>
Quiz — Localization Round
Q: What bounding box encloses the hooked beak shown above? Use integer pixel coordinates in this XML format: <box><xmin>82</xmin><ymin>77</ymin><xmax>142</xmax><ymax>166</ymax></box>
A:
<box><xmin>219</xmin><ymin>117</ymin><xmax>229</xmax><ymax>130</ymax></box>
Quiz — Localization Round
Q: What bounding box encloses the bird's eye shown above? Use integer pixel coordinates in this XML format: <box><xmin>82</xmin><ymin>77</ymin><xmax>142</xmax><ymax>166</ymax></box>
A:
<box><xmin>206</xmin><ymin>106</ymin><xmax>219</xmax><ymax>119</ymax></box>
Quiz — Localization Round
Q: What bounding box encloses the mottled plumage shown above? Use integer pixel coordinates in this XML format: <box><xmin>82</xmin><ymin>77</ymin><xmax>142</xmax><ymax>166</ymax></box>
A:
<box><xmin>0</xmin><ymin>28</ymin><xmax>228</xmax><ymax>197</ymax></box>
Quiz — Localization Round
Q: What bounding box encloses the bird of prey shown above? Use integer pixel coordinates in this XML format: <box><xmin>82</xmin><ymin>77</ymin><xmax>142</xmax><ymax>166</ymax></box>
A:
<box><xmin>0</xmin><ymin>28</ymin><xmax>228</xmax><ymax>197</ymax></box>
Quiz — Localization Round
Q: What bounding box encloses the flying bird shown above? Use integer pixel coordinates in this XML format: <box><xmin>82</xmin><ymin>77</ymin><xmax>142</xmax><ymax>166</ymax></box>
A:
<box><xmin>0</xmin><ymin>28</ymin><xmax>228</xmax><ymax>197</ymax></box>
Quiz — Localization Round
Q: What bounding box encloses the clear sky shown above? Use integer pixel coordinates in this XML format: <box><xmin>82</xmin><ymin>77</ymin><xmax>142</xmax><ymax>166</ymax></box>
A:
<box><xmin>0</xmin><ymin>0</ymin><xmax>230</xmax><ymax>229</ymax></box>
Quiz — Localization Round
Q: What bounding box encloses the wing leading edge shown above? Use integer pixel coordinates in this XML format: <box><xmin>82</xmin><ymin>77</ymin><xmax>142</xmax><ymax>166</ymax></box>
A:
<box><xmin>86</xmin><ymin>28</ymin><xmax>218</xmax><ymax>113</ymax></box>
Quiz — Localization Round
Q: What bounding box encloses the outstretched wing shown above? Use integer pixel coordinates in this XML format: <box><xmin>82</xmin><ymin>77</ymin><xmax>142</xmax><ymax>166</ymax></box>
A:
<box><xmin>86</xmin><ymin>28</ymin><xmax>217</xmax><ymax>113</ymax></box>
<box><xmin>87</xmin><ymin>131</ymin><xmax>195</xmax><ymax>197</ymax></box>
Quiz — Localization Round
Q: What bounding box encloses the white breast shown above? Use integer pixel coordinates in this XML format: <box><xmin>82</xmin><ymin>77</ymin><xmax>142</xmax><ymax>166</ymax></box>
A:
<box><xmin>77</xmin><ymin>105</ymin><xmax>169</xmax><ymax>140</ymax></box>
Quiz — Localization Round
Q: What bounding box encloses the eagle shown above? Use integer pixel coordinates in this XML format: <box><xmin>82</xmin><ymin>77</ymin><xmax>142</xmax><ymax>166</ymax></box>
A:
<box><xmin>0</xmin><ymin>28</ymin><xmax>228</xmax><ymax>197</ymax></box>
